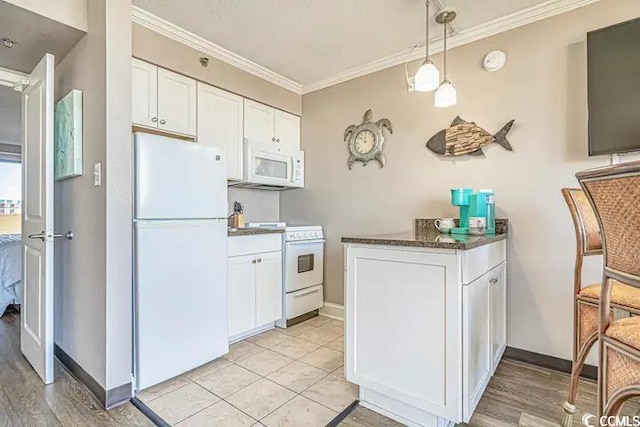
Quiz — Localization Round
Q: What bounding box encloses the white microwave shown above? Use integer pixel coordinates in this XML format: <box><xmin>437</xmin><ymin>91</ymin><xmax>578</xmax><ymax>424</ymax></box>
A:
<box><xmin>243</xmin><ymin>141</ymin><xmax>304</xmax><ymax>188</ymax></box>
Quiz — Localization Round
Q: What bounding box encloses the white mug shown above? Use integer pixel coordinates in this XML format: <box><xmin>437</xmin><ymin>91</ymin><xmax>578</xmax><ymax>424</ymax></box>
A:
<box><xmin>468</xmin><ymin>217</ymin><xmax>486</xmax><ymax>235</ymax></box>
<box><xmin>435</xmin><ymin>218</ymin><xmax>455</xmax><ymax>232</ymax></box>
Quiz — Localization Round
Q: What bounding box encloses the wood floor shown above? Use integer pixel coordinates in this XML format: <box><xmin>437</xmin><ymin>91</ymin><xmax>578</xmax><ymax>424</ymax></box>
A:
<box><xmin>0</xmin><ymin>310</ymin><xmax>152</xmax><ymax>427</ymax></box>
<box><xmin>338</xmin><ymin>358</ymin><xmax>639</xmax><ymax>427</ymax></box>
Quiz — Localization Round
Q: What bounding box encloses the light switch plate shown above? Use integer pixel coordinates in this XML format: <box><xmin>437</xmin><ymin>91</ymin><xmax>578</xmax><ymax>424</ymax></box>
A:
<box><xmin>93</xmin><ymin>162</ymin><xmax>102</xmax><ymax>186</ymax></box>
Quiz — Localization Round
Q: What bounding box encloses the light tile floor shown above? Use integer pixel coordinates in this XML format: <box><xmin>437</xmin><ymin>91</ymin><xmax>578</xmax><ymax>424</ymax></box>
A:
<box><xmin>138</xmin><ymin>316</ymin><xmax>357</xmax><ymax>427</ymax></box>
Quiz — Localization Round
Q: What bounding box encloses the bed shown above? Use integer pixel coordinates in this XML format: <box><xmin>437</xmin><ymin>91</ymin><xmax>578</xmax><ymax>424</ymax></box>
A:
<box><xmin>0</xmin><ymin>234</ymin><xmax>22</xmax><ymax>315</ymax></box>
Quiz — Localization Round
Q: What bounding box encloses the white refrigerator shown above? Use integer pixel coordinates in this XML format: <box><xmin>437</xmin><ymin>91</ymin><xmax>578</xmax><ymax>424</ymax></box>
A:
<box><xmin>134</xmin><ymin>133</ymin><xmax>229</xmax><ymax>391</ymax></box>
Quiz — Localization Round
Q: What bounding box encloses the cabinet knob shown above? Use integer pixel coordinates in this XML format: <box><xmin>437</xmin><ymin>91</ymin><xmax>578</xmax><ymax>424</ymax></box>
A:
<box><xmin>276</xmin><ymin>138</ymin><xmax>280</xmax><ymax>142</ymax></box>
<box><xmin>151</xmin><ymin>117</ymin><xmax>158</xmax><ymax>122</ymax></box>
<box><xmin>251</xmin><ymin>259</ymin><xmax>257</xmax><ymax>264</ymax></box>
<box><xmin>271</xmin><ymin>137</ymin><xmax>276</xmax><ymax>142</ymax></box>
<box><xmin>159</xmin><ymin>119</ymin><xmax>166</xmax><ymax>125</ymax></box>
<box><xmin>257</xmin><ymin>258</ymin><xmax>262</xmax><ymax>263</ymax></box>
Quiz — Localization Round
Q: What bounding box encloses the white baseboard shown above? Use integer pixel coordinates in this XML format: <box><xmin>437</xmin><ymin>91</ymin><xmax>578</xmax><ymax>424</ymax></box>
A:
<box><xmin>319</xmin><ymin>302</ymin><xmax>344</xmax><ymax>320</ymax></box>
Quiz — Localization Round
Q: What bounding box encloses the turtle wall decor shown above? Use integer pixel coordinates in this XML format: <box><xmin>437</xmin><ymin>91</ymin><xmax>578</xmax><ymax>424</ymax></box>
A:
<box><xmin>344</xmin><ymin>109</ymin><xmax>393</xmax><ymax>170</ymax></box>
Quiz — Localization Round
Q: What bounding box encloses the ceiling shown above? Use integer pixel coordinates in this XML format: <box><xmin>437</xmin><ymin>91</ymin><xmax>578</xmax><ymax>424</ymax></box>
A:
<box><xmin>132</xmin><ymin>0</ymin><xmax>597</xmax><ymax>92</ymax></box>
<box><xmin>0</xmin><ymin>86</ymin><xmax>21</xmax><ymax>146</ymax></box>
<box><xmin>0</xmin><ymin>0</ymin><xmax>85</xmax><ymax>74</ymax></box>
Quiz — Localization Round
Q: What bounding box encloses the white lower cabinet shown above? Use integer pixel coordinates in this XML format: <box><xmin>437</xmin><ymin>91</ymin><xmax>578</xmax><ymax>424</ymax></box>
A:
<box><xmin>228</xmin><ymin>235</ymin><xmax>283</xmax><ymax>341</ymax></box>
<box><xmin>228</xmin><ymin>255</ymin><xmax>256</xmax><ymax>338</ymax></box>
<box><xmin>255</xmin><ymin>251</ymin><xmax>283</xmax><ymax>326</ymax></box>
<box><xmin>345</xmin><ymin>240</ymin><xmax>507</xmax><ymax>427</ymax></box>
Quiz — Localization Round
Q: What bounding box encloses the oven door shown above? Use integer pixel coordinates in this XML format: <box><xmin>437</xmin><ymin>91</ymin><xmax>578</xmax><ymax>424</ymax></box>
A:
<box><xmin>285</xmin><ymin>239</ymin><xmax>324</xmax><ymax>293</ymax></box>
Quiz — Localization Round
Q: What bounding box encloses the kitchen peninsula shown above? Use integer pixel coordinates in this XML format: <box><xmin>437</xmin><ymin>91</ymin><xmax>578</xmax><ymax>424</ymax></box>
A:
<box><xmin>342</xmin><ymin>219</ymin><xmax>509</xmax><ymax>427</ymax></box>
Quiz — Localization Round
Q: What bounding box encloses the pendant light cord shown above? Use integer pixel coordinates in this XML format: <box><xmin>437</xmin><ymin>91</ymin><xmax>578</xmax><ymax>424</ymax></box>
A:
<box><xmin>443</xmin><ymin>22</ymin><xmax>447</xmax><ymax>80</ymax></box>
<box><xmin>425</xmin><ymin>0</ymin><xmax>429</xmax><ymax>60</ymax></box>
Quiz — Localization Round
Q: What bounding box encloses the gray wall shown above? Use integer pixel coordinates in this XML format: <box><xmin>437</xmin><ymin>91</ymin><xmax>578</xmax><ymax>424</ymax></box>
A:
<box><xmin>228</xmin><ymin>188</ymin><xmax>280</xmax><ymax>223</ymax></box>
<box><xmin>54</xmin><ymin>0</ymin><xmax>131</xmax><ymax>392</ymax></box>
<box><xmin>281</xmin><ymin>0</ymin><xmax>640</xmax><ymax>361</ymax></box>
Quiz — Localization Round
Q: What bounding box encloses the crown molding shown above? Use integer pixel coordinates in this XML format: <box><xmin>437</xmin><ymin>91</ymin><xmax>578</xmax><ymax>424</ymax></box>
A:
<box><xmin>131</xmin><ymin>6</ymin><xmax>303</xmax><ymax>95</ymax></box>
<box><xmin>301</xmin><ymin>0</ymin><xmax>599</xmax><ymax>94</ymax></box>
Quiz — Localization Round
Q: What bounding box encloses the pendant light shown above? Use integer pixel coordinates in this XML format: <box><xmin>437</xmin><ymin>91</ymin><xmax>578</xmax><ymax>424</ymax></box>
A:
<box><xmin>414</xmin><ymin>0</ymin><xmax>439</xmax><ymax>92</ymax></box>
<box><xmin>435</xmin><ymin>9</ymin><xmax>457</xmax><ymax>108</ymax></box>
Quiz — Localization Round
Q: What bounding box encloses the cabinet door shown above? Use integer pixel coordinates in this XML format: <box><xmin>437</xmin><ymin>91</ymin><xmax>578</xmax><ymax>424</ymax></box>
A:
<box><xmin>345</xmin><ymin>246</ymin><xmax>462</xmax><ymax>422</ymax></box>
<box><xmin>132</xmin><ymin>58</ymin><xmax>158</xmax><ymax>128</ymax></box>
<box><xmin>255</xmin><ymin>251</ymin><xmax>283</xmax><ymax>327</ymax></box>
<box><xmin>462</xmin><ymin>272</ymin><xmax>491</xmax><ymax>423</ymax></box>
<box><xmin>275</xmin><ymin>110</ymin><xmax>300</xmax><ymax>151</ymax></box>
<box><xmin>244</xmin><ymin>99</ymin><xmax>275</xmax><ymax>146</ymax></box>
<box><xmin>489</xmin><ymin>262</ymin><xmax>506</xmax><ymax>373</ymax></box>
<box><xmin>157</xmin><ymin>68</ymin><xmax>197</xmax><ymax>136</ymax></box>
<box><xmin>197</xmin><ymin>83</ymin><xmax>244</xmax><ymax>180</ymax></box>
<box><xmin>228</xmin><ymin>255</ymin><xmax>256</xmax><ymax>338</ymax></box>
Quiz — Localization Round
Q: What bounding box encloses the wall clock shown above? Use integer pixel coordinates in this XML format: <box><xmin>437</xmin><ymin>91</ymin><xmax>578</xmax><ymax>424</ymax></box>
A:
<box><xmin>344</xmin><ymin>109</ymin><xmax>393</xmax><ymax>170</ymax></box>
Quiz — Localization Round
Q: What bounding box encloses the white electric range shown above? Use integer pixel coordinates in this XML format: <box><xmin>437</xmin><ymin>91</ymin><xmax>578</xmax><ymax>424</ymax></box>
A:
<box><xmin>246</xmin><ymin>222</ymin><xmax>324</xmax><ymax>327</ymax></box>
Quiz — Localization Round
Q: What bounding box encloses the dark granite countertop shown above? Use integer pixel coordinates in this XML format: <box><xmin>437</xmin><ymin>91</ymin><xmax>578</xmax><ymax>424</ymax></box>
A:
<box><xmin>341</xmin><ymin>218</ymin><xmax>509</xmax><ymax>250</ymax></box>
<box><xmin>228</xmin><ymin>228</ymin><xmax>284</xmax><ymax>237</ymax></box>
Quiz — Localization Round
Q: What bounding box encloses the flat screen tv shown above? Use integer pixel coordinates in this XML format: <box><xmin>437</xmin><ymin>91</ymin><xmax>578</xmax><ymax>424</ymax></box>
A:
<box><xmin>587</xmin><ymin>18</ymin><xmax>640</xmax><ymax>156</ymax></box>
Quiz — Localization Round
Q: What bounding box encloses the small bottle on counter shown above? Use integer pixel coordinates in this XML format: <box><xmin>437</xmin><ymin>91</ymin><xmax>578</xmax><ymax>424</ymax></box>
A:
<box><xmin>486</xmin><ymin>195</ymin><xmax>496</xmax><ymax>234</ymax></box>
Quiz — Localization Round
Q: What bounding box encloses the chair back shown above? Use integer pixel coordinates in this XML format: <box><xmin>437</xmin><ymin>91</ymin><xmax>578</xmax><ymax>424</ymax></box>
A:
<box><xmin>562</xmin><ymin>188</ymin><xmax>603</xmax><ymax>257</ymax></box>
<box><xmin>577</xmin><ymin>162</ymin><xmax>640</xmax><ymax>288</ymax></box>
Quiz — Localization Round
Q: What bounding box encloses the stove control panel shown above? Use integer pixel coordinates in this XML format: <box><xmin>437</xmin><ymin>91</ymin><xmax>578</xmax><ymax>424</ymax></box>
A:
<box><xmin>285</xmin><ymin>227</ymin><xmax>323</xmax><ymax>242</ymax></box>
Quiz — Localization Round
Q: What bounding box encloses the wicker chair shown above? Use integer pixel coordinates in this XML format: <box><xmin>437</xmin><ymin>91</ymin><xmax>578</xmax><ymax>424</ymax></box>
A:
<box><xmin>561</xmin><ymin>189</ymin><xmax>640</xmax><ymax>426</ymax></box>
<box><xmin>576</xmin><ymin>161</ymin><xmax>640</xmax><ymax>418</ymax></box>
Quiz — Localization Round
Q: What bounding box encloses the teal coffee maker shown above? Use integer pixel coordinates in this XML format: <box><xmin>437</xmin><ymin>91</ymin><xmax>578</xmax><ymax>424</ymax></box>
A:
<box><xmin>450</xmin><ymin>188</ymin><xmax>496</xmax><ymax>235</ymax></box>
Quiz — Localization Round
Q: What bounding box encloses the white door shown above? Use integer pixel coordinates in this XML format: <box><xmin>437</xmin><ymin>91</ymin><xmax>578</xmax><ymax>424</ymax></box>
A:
<box><xmin>21</xmin><ymin>54</ymin><xmax>55</xmax><ymax>384</ymax></box>
<box><xmin>244</xmin><ymin>99</ymin><xmax>275</xmax><ymax>146</ymax></box>
<box><xmin>462</xmin><ymin>272</ymin><xmax>491</xmax><ymax>422</ymax></box>
<box><xmin>132</xmin><ymin>58</ymin><xmax>158</xmax><ymax>128</ymax></box>
<box><xmin>255</xmin><ymin>251</ymin><xmax>283</xmax><ymax>326</ymax></box>
<box><xmin>489</xmin><ymin>262</ymin><xmax>506</xmax><ymax>373</ymax></box>
<box><xmin>134</xmin><ymin>134</ymin><xmax>227</xmax><ymax>219</ymax></box>
<box><xmin>274</xmin><ymin>110</ymin><xmax>300</xmax><ymax>152</ymax></box>
<box><xmin>197</xmin><ymin>83</ymin><xmax>244</xmax><ymax>181</ymax></box>
<box><xmin>228</xmin><ymin>255</ymin><xmax>256</xmax><ymax>338</ymax></box>
<box><xmin>135</xmin><ymin>220</ymin><xmax>228</xmax><ymax>390</ymax></box>
<box><xmin>157</xmin><ymin>68</ymin><xmax>197</xmax><ymax>136</ymax></box>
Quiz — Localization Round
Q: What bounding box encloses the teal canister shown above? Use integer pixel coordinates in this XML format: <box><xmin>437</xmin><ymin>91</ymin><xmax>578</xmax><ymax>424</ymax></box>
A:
<box><xmin>486</xmin><ymin>195</ymin><xmax>496</xmax><ymax>234</ymax></box>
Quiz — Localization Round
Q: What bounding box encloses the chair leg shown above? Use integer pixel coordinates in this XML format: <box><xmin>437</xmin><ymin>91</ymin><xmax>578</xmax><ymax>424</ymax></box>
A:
<box><xmin>562</xmin><ymin>332</ymin><xmax>598</xmax><ymax>427</ymax></box>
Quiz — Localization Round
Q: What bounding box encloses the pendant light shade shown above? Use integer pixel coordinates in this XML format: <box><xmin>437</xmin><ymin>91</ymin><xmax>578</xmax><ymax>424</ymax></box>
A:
<box><xmin>435</xmin><ymin>80</ymin><xmax>457</xmax><ymax>108</ymax></box>
<box><xmin>414</xmin><ymin>59</ymin><xmax>440</xmax><ymax>92</ymax></box>
<box><xmin>435</xmin><ymin>8</ymin><xmax>457</xmax><ymax>108</ymax></box>
<box><xmin>413</xmin><ymin>0</ymin><xmax>439</xmax><ymax>92</ymax></box>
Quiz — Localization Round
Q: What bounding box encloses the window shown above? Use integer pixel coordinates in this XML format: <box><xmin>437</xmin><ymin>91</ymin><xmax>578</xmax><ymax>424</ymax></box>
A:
<box><xmin>0</xmin><ymin>161</ymin><xmax>21</xmax><ymax>235</ymax></box>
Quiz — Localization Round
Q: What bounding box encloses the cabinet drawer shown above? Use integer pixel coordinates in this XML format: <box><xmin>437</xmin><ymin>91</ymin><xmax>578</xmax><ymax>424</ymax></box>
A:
<box><xmin>286</xmin><ymin>285</ymin><xmax>324</xmax><ymax>319</ymax></box>
<box><xmin>461</xmin><ymin>240</ymin><xmax>506</xmax><ymax>285</ymax></box>
<box><xmin>229</xmin><ymin>234</ymin><xmax>282</xmax><ymax>257</ymax></box>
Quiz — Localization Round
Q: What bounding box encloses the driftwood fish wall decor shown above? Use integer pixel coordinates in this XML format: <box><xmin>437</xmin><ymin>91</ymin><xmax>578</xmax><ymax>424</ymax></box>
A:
<box><xmin>426</xmin><ymin>116</ymin><xmax>515</xmax><ymax>156</ymax></box>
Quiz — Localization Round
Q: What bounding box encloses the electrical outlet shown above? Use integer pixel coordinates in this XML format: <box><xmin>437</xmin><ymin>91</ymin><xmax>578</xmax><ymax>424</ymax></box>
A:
<box><xmin>93</xmin><ymin>162</ymin><xmax>102</xmax><ymax>186</ymax></box>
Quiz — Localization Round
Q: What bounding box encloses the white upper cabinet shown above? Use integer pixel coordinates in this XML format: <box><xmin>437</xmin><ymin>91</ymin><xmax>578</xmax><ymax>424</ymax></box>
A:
<box><xmin>157</xmin><ymin>68</ymin><xmax>197</xmax><ymax>136</ymax></box>
<box><xmin>131</xmin><ymin>59</ymin><xmax>197</xmax><ymax>136</ymax></box>
<box><xmin>197</xmin><ymin>83</ymin><xmax>244</xmax><ymax>181</ymax></box>
<box><xmin>244</xmin><ymin>99</ymin><xmax>300</xmax><ymax>152</ymax></box>
<box><xmin>244</xmin><ymin>99</ymin><xmax>276</xmax><ymax>145</ymax></box>
<box><xmin>132</xmin><ymin>58</ymin><xmax>158</xmax><ymax>128</ymax></box>
<box><xmin>275</xmin><ymin>110</ymin><xmax>301</xmax><ymax>152</ymax></box>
